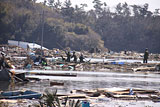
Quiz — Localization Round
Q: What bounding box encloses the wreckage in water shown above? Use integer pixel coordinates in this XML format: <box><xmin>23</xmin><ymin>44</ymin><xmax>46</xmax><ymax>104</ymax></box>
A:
<box><xmin>0</xmin><ymin>69</ymin><xmax>27</xmax><ymax>82</ymax></box>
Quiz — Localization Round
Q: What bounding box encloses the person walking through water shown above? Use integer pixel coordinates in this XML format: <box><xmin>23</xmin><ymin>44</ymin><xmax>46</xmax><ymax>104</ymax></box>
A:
<box><xmin>65</xmin><ymin>51</ymin><xmax>71</xmax><ymax>62</ymax></box>
<box><xmin>143</xmin><ymin>48</ymin><xmax>149</xmax><ymax>63</ymax></box>
<box><xmin>71</xmin><ymin>51</ymin><xmax>77</xmax><ymax>63</ymax></box>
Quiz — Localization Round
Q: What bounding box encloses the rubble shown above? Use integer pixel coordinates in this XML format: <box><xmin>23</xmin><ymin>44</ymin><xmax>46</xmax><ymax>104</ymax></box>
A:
<box><xmin>0</xmin><ymin>45</ymin><xmax>159</xmax><ymax>73</ymax></box>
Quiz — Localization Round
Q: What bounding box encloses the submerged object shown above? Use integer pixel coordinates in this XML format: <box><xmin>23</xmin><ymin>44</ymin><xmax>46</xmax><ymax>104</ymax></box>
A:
<box><xmin>0</xmin><ymin>90</ymin><xmax>42</xmax><ymax>99</ymax></box>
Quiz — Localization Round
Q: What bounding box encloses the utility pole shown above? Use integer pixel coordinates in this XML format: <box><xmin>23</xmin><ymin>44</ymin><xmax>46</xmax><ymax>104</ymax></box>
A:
<box><xmin>41</xmin><ymin>0</ymin><xmax>46</xmax><ymax>57</ymax></box>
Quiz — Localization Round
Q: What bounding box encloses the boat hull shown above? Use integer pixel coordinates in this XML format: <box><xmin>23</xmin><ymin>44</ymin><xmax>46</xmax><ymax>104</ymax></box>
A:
<box><xmin>0</xmin><ymin>90</ymin><xmax>42</xmax><ymax>99</ymax></box>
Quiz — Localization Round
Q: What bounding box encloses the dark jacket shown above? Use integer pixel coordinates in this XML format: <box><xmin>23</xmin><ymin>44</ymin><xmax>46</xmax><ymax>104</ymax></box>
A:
<box><xmin>144</xmin><ymin>50</ymin><xmax>149</xmax><ymax>59</ymax></box>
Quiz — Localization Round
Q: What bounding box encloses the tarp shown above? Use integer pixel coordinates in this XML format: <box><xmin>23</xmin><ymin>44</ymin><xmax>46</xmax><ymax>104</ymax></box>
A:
<box><xmin>8</xmin><ymin>40</ymin><xmax>48</xmax><ymax>50</ymax></box>
<box><xmin>27</xmin><ymin>43</ymin><xmax>48</xmax><ymax>50</ymax></box>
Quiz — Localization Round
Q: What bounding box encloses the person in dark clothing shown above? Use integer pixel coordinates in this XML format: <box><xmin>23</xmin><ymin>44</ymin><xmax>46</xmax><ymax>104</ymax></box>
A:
<box><xmin>79</xmin><ymin>54</ymin><xmax>85</xmax><ymax>63</ymax></box>
<box><xmin>71</xmin><ymin>52</ymin><xmax>77</xmax><ymax>63</ymax></box>
<box><xmin>124</xmin><ymin>49</ymin><xmax>127</xmax><ymax>55</ymax></box>
<box><xmin>143</xmin><ymin>48</ymin><xmax>149</xmax><ymax>63</ymax></box>
<box><xmin>65</xmin><ymin>51</ymin><xmax>71</xmax><ymax>62</ymax></box>
<box><xmin>34</xmin><ymin>56</ymin><xmax>41</xmax><ymax>63</ymax></box>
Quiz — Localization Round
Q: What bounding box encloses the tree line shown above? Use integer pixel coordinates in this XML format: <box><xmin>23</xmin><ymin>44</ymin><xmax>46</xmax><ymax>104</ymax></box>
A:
<box><xmin>0</xmin><ymin>0</ymin><xmax>160</xmax><ymax>53</ymax></box>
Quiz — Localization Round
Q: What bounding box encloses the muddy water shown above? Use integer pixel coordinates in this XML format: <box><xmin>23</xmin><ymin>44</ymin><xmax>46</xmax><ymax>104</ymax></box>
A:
<box><xmin>24</xmin><ymin>70</ymin><xmax>160</xmax><ymax>92</ymax></box>
<box><xmin>2</xmin><ymin>70</ymin><xmax>160</xmax><ymax>93</ymax></box>
<box><xmin>1</xmin><ymin>70</ymin><xmax>160</xmax><ymax>106</ymax></box>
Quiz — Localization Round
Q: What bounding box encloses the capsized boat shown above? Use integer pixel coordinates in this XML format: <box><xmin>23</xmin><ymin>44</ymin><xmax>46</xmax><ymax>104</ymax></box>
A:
<box><xmin>0</xmin><ymin>90</ymin><xmax>42</xmax><ymax>99</ymax></box>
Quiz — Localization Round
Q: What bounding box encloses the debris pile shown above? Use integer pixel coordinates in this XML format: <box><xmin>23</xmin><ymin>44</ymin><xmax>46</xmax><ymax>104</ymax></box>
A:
<box><xmin>0</xmin><ymin>45</ymin><xmax>160</xmax><ymax>72</ymax></box>
<box><xmin>68</xmin><ymin>88</ymin><xmax>160</xmax><ymax>102</ymax></box>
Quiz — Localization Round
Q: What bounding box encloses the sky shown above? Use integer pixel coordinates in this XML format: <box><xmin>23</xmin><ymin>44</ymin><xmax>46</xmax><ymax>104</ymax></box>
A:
<box><xmin>38</xmin><ymin>0</ymin><xmax>160</xmax><ymax>12</ymax></box>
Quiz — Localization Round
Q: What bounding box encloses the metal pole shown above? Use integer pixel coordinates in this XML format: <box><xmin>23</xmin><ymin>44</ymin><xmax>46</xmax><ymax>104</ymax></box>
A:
<box><xmin>41</xmin><ymin>10</ymin><xmax>44</xmax><ymax>57</ymax></box>
<box><xmin>41</xmin><ymin>0</ymin><xmax>46</xmax><ymax>57</ymax></box>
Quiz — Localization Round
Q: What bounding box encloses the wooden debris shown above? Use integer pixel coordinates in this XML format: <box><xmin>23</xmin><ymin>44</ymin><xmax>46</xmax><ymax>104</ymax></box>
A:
<box><xmin>59</xmin><ymin>94</ymin><xmax>87</xmax><ymax>99</ymax></box>
<box><xmin>50</xmin><ymin>81</ymin><xmax>64</xmax><ymax>86</ymax></box>
<box><xmin>35</xmin><ymin>73</ymin><xmax>77</xmax><ymax>77</ymax></box>
<box><xmin>136</xmin><ymin>94</ymin><xmax>150</xmax><ymax>100</ymax></box>
<box><xmin>26</xmin><ymin>77</ymin><xmax>40</xmax><ymax>81</ymax></box>
<box><xmin>71</xmin><ymin>88</ymin><xmax>160</xmax><ymax>101</ymax></box>
<box><xmin>0</xmin><ymin>99</ymin><xmax>18</xmax><ymax>103</ymax></box>
<box><xmin>133</xmin><ymin>66</ymin><xmax>155</xmax><ymax>71</ymax></box>
<box><xmin>112</xmin><ymin>95</ymin><xmax>137</xmax><ymax>100</ymax></box>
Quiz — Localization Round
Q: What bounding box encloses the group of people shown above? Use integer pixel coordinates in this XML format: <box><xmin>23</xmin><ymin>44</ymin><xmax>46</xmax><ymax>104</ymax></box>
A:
<box><xmin>64</xmin><ymin>48</ymin><xmax>149</xmax><ymax>64</ymax></box>
<box><xmin>62</xmin><ymin>51</ymin><xmax>85</xmax><ymax>63</ymax></box>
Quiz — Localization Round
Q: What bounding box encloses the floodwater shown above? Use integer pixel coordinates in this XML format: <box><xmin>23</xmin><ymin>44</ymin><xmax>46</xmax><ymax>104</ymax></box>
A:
<box><xmin>2</xmin><ymin>70</ymin><xmax>160</xmax><ymax>106</ymax></box>
<box><xmin>25</xmin><ymin>70</ymin><xmax>160</xmax><ymax>92</ymax></box>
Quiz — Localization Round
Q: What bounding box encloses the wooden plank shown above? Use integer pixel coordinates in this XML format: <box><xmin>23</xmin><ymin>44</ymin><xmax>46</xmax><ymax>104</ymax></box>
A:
<box><xmin>136</xmin><ymin>94</ymin><xmax>150</xmax><ymax>100</ymax></box>
<box><xmin>0</xmin><ymin>99</ymin><xmax>19</xmax><ymax>103</ymax></box>
<box><xmin>59</xmin><ymin>94</ymin><xmax>87</xmax><ymax>99</ymax></box>
<box><xmin>35</xmin><ymin>73</ymin><xmax>77</xmax><ymax>77</ymax></box>
<box><xmin>112</xmin><ymin>95</ymin><xmax>137</xmax><ymax>100</ymax></box>
<box><xmin>134</xmin><ymin>67</ymin><xmax>155</xmax><ymax>71</ymax></box>
<box><xmin>50</xmin><ymin>81</ymin><xmax>64</xmax><ymax>86</ymax></box>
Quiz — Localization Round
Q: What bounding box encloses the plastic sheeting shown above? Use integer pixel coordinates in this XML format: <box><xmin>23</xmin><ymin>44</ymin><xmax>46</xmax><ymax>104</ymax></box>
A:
<box><xmin>8</xmin><ymin>40</ymin><xmax>48</xmax><ymax>50</ymax></box>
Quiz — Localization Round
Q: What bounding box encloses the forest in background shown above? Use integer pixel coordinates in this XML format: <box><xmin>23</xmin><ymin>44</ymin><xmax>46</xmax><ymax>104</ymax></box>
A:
<box><xmin>0</xmin><ymin>0</ymin><xmax>160</xmax><ymax>53</ymax></box>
